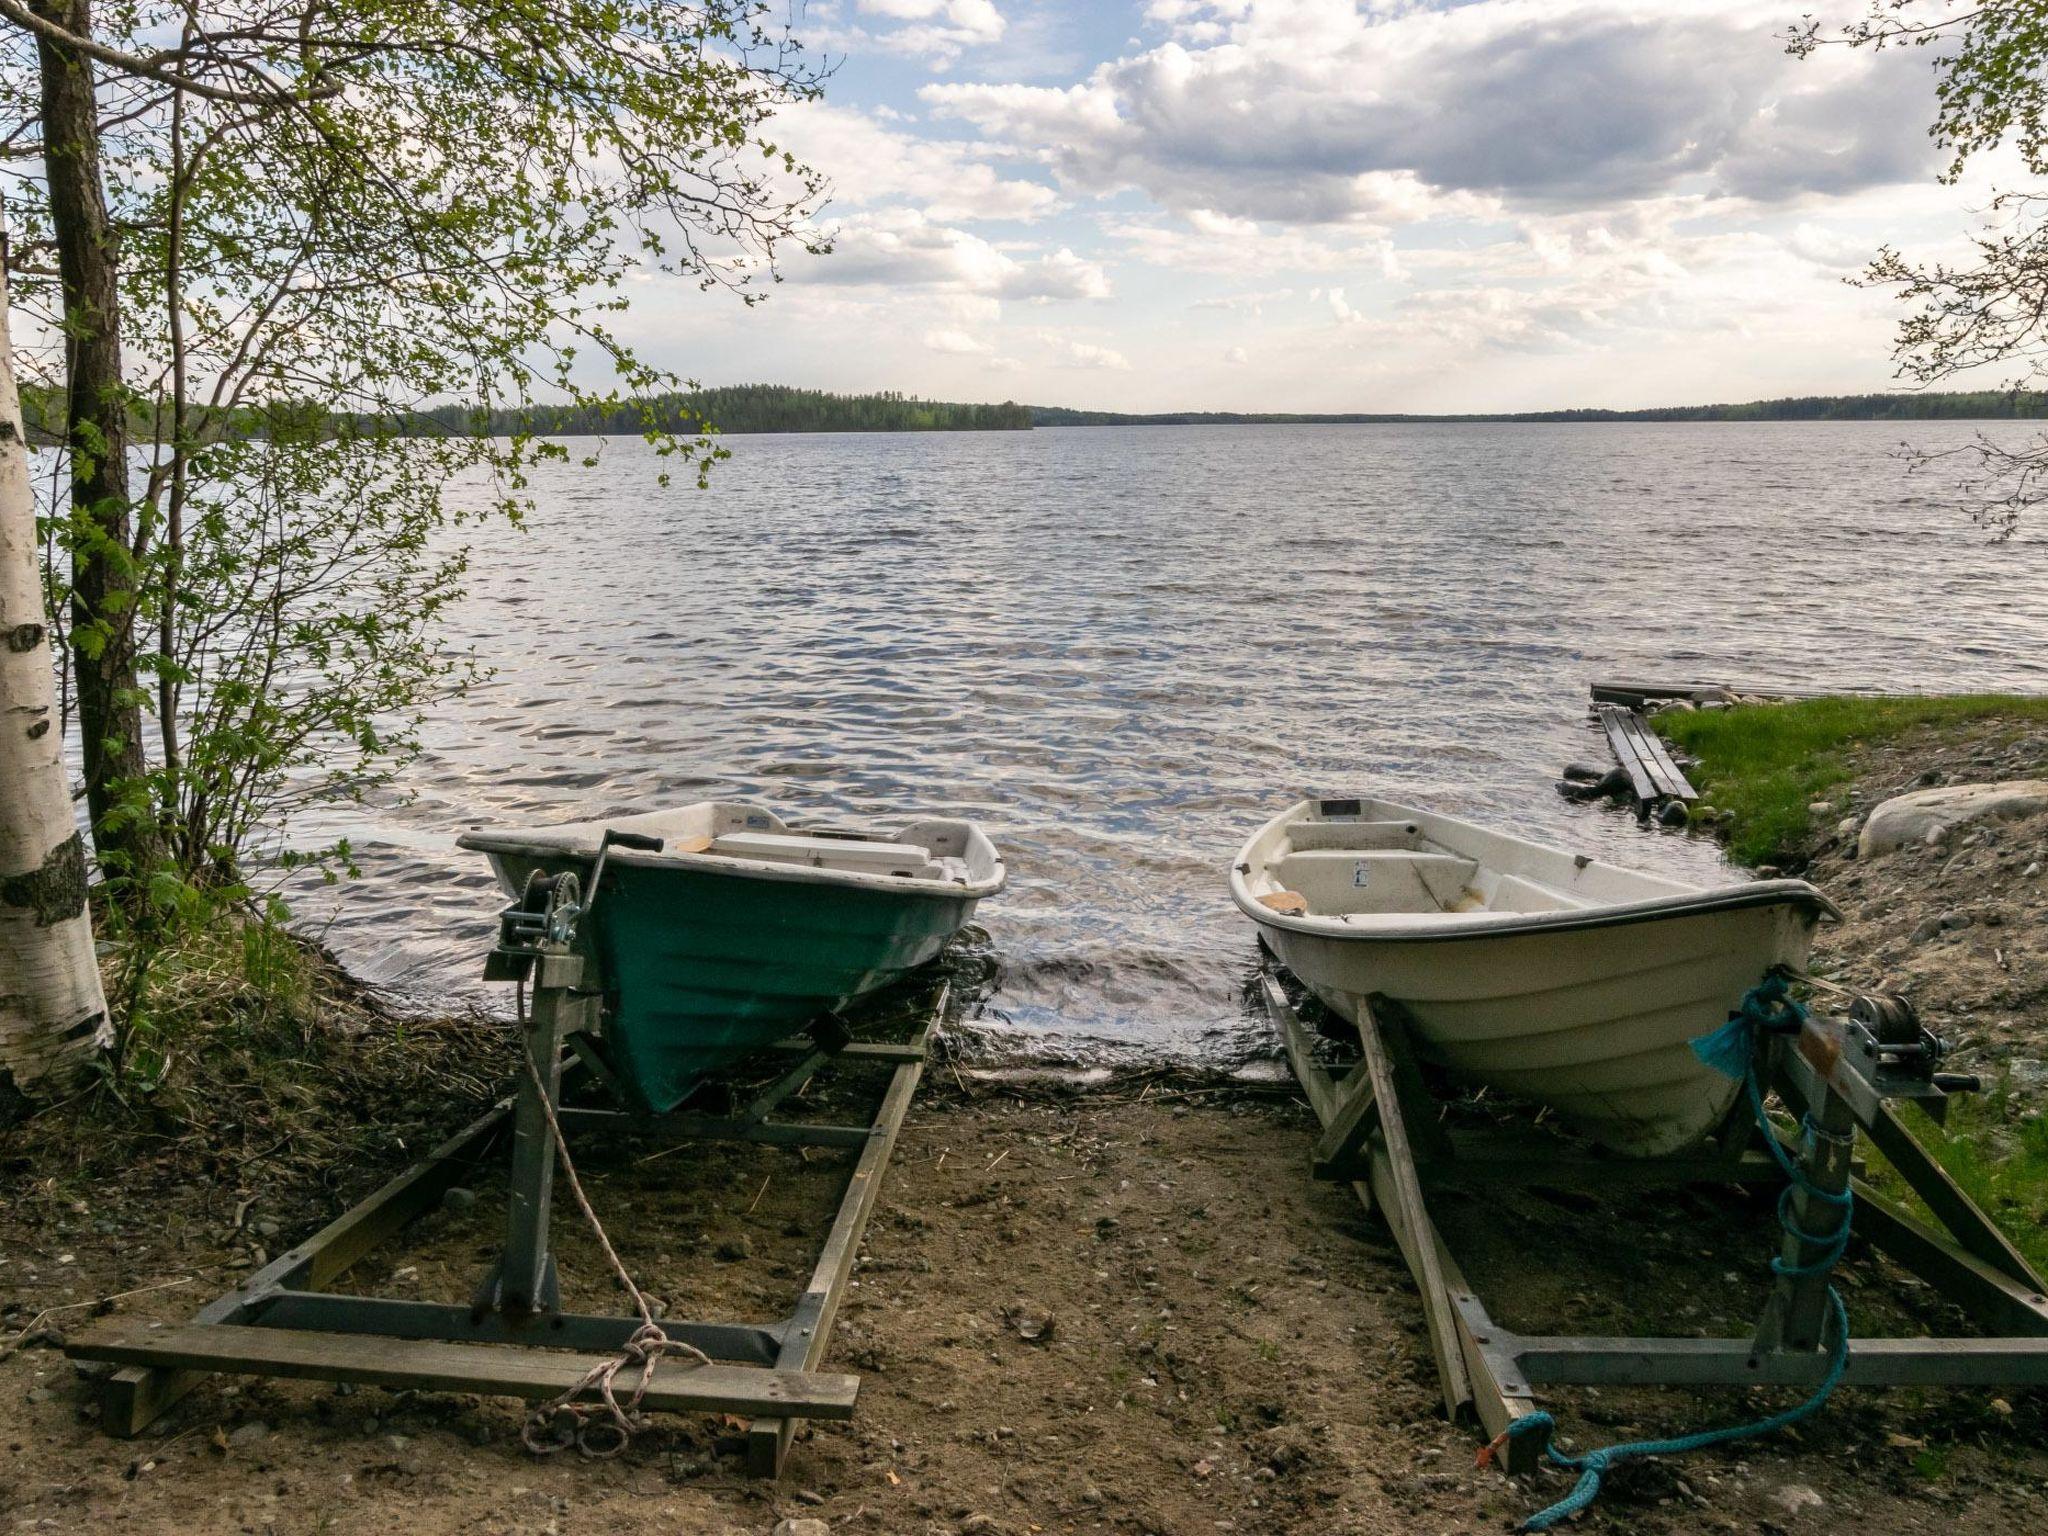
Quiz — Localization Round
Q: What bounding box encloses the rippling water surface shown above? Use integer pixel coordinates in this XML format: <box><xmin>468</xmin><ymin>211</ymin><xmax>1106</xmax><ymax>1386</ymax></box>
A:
<box><xmin>291</xmin><ymin>422</ymin><xmax>2048</xmax><ymax>1064</ymax></box>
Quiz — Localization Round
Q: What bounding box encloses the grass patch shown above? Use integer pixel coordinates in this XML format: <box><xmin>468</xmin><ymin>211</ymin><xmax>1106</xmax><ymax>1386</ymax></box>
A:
<box><xmin>5</xmin><ymin>915</ymin><xmax>508</xmax><ymax>1201</ymax></box>
<box><xmin>1863</xmin><ymin>1080</ymin><xmax>2048</xmax><ymax>1279</ymax></box>
<box><xmin>1656</xmin><ymin>694</ymin><xmax>2048</xmax><ymax>866</ymax></box>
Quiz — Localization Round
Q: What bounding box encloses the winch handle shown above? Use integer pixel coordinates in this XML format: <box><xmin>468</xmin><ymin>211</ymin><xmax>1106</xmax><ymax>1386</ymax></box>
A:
<box><xmin>583</xmin><ymin>829</ymin><xmax>666</xmax><ymax>921</ymax></box>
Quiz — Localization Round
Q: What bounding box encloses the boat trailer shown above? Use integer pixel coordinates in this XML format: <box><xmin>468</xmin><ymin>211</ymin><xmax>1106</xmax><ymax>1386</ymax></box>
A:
<box><xmin>1260</xmin><ymin>963</ymin><xmax>2048</xmax><ymax>1475</ymax></box>
<box><xmin>68</xmin><ymin>844</ymin><xmax>939</xmax><ymax>1476</ymax></box>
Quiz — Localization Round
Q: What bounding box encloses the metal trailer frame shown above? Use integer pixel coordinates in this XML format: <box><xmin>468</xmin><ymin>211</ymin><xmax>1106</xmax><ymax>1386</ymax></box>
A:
<box><xmin>68</xmin><ymin>932</ymin><xmax>943</xmax><ymax>1479</ymax></box>
<box><xmin>1258</xmin><ymin>969</ymin><xmax>2048</xmax><ymax>1475</ymax></box>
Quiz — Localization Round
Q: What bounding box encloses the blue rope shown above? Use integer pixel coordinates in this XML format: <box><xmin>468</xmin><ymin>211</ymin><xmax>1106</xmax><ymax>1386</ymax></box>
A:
<box><xmin>1488</xmin><ymin>977</ymin><xmax>1855</xmax><ymax>1532</ymax></box>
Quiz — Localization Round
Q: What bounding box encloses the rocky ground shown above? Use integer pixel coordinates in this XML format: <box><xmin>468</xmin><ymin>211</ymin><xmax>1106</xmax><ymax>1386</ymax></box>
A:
<box><xmin>1782</xmin><ymin>714</ymin><xmax>2048</xmax><ymax>1102</ymax></box>
<box><xmin>3</xmin><ymin>717</ymin><xmax>2046</xmax><ymax>1536</ymax></box>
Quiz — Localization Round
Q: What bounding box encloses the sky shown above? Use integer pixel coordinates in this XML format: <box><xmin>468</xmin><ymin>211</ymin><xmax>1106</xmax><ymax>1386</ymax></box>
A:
<box><xmin>622</xmin><ymin>0</ymin><xmax>2009</xmax><ymax>413</ymax></box>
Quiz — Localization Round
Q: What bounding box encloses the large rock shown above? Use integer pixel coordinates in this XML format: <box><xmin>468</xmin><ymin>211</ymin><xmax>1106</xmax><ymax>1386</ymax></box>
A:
<box><xmin>1858</xmin><ymin>780</ymin><xmax>2048</xmax><ymax>858</ymax></box>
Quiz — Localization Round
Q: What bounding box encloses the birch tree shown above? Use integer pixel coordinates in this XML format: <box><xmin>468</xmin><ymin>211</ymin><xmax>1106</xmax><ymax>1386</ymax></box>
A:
<box><xmin>0</xmin><ymin>245</ymin><xmax>109</xmax><ymax>1098</ymax></box>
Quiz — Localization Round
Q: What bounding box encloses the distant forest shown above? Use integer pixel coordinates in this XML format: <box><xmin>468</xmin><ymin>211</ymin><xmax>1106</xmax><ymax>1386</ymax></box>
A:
<box><xmin>19</xmin><ymin>384</ymin><xmax>2048</xmax><ymax>445</ymax></box>
<box><xmin>414</xmin><ymin>384</ymin><xmax>1034</xmax><ymax>436</ymax></box>
<box><xmin>1029</xmin><ymin>391</ymin><xmax>2048</xmax><ymax>426</ymax></box>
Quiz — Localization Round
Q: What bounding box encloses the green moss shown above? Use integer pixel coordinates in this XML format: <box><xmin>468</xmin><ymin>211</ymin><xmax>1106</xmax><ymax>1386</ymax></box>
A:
<box><xmin>1656</xmin><ymin>694</ymin><xmax>2048</xmax><ymax>867</ymax></box>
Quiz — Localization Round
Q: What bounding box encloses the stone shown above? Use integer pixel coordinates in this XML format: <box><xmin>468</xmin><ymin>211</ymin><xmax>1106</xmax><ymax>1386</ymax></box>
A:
<box><xmin>1807</xmin><ymin>801</ymin><xmax>1832</xmax><ymax>816</ymax></box>
<box><xmin>1656</xmin><ymin>800</ymin><xmax>1689</xmax><ymax>828</ymax></box>
<box><xmin>1910</xmin><ymin>917</ymin><xmax>1944</xmax><ymax>944</ymax></box>
<box><xmin>1002</xmin><ymin>1300</ymin><xmax>1053</xmax><ymax>1342</ymax></box>
<box><xmin>2027</xmin><ymin>861</ymin><xmax>2044</xmax><ymax>878</ymax></box>
<box><xmin>771</xmin><ymin>1521</ymin><xmax>830</xmax><ymax>1536</ymax></box>
<box><xmin>441</xmin><ymin>1186</ymin><xmax>478</xmax><ymax>1215</ymax></box>
<box><xmin>714</xmin><ymin>1235</ymin><xmax>753</xmax><ymax>1262</ymax></box>
<box><xmin>1773</xmin><ymin>1483</ymin><xmax>1824</xmax><ymax>1514</ymax></box>
<box><xmin>1835</xmin><ymin>815</ymin><xmax>1861</xmax><ymax>841</ymax></box>
<box><xmin>227</xmin><ymin>1421</ymin><xmax>270</xmax><ymax>1447</ymax></box>
<box><xmin>1942</xmin><ymin>913</ymin><xmax>1974</xmax><ymax>931</ymax></box>
<box><xmin>1858</xmin><ymin>781</ymin><xmax>2048</xmax><ymax>859</ymax></box>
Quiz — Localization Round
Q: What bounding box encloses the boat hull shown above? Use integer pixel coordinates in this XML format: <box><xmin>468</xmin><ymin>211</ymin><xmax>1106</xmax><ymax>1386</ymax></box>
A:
<box><xmin>1231</xmin><ymin>796</ymin><xmax>1831</xmax><ymax>1157</ymax></box>
<box><xmin>488</xmin><ymin>846</ymin><xmax>982</xmax><ymax>1113</ymax></box>
<box><xmin>1260</xmin><ymin>900</ymin><xmax>1815</xmax><ymax>1156</ymax></box>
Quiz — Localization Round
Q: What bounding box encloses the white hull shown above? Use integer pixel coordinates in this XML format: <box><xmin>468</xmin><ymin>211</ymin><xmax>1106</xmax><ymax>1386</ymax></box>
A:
<box><xmin>1231</xmin><ymin>797</ymin><xmax>1836</xmax><ymax>1157</ymax></box>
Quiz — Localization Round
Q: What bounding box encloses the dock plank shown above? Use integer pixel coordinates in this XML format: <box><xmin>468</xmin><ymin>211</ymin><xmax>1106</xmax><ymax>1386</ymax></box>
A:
<box><xmin>1595</xmin><ymin>705</ymin><xmax>1657</xmax><ymax>801</ymax></box>
<box><xmin>71</xmin><ymin>1324</ymin><xmax>860</xmax><ymax>1420</ymax></box>
<box><xmin>1596</xmin><ymin>704</ymin><xmax>1697</xmax><ymax>802</ymax></box>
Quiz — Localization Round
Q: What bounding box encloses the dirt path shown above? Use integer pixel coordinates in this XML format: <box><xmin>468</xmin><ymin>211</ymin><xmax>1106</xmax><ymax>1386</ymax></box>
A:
<box><xmin>6</xmin><ymin>1063</ymin><xmax>2046</xmax><ymax>1535</ymax></box>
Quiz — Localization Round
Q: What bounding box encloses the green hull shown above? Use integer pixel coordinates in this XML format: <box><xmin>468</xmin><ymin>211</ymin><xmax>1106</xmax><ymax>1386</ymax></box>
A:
<box><xmin>509</xmin><ymin>852</ymin><xmax>976</xmax><ymax>1113</ymax></box>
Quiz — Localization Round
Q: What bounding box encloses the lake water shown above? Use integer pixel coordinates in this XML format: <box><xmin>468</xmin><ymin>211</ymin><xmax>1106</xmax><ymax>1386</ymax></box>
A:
<box><xmin>289</xmin><ymin>422</ymin><xmax>2048</xmax><ymax>1065</ymax></box>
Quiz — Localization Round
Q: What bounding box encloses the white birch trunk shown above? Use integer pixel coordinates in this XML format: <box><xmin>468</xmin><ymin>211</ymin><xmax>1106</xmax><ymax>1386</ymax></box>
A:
<box><xmin>0</xmin><ymin>252</ymin><xmax>110</xmax><ymax>1093</ymax></box>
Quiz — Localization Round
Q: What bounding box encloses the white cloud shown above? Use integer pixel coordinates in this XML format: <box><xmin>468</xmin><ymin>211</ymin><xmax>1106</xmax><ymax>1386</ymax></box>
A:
<box><xmin>923</xmin><ymin>328</ymin><xmax>992</xmax><ymax>354</ymax></box>
<box><xmin>923</xmin><ymin>0</ymin><xmax>1939</xmax><ymax>223</ymax></box>
<box><xmin>1191</xmin><ymin>287</ymin><xmax>1294</xmax><ymax>314</ymax></box>
<box><xmin>799</xmin><ymin>209</ymin><xmax>1112</xmax><ymax>301</ymax></box>
<box><xmin>1223</xmin><ymin>345</ymin><xmax>1249</xmax><ymax>364</ymax></box>
<box><xmin>1056</xmin><ymin>339</ymin><xmax>1132</xmax><ymax>370</ymax></box>
<box><xmin>810</xmin><ymin>0</ymin><xmax>1007</xmax><ymax>67</ymax></box>
<box><xmin>775</xmin><ymin>102</ymin><xmax>1057</xmax><ymax>224</ymax></box>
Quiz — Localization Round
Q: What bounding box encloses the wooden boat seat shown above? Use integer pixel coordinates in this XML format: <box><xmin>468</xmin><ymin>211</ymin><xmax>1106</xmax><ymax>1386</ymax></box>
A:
<box><xmin>709</xmin><ymin>831</ymin><xmax>936</xmax><ymax>878</ymax></box>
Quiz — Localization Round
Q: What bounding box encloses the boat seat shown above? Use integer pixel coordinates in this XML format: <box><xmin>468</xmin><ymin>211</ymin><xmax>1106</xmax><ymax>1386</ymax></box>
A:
<box><xmin>709</xmin><ymin>831</ymin><xmax>934</xmax><ymax>877</ymax></box>
<box><xmin>1470</xmin><ymin>873</ymin><xmax>1596</xmax><ymax>913</ymax></box>
<box><xmin>1283</xmin><ymin>819</ymin><xmax>1426</xmax><ymax>852</ymax></box>
<box><xmin>1269</xmin><ymin>851</ymin><xmax>1480</xmax><ymax>914</ymax></box>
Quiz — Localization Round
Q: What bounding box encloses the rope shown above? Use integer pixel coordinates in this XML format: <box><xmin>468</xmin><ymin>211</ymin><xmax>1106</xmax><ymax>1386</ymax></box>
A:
<box><xmin>512</xmin><ymin>974</ymin><xmax>711</xmax><ymax>1458</ymax></box>
<box><xmin>1479</xmin><ymin>976</ymin><xmax>1855</xmax><ymax>1531</ymax></box>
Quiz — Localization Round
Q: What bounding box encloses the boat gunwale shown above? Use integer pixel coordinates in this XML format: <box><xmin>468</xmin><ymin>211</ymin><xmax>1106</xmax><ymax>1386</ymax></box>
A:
<box><xmin>456</xmin><ymin>829</ymin><xmax>1007</xmax><ymax>901</ymax></box>
<box><xmin>1229</xmin><ymin>797</ymin><xmax>1839</xmax><ymax>944</ymax></box>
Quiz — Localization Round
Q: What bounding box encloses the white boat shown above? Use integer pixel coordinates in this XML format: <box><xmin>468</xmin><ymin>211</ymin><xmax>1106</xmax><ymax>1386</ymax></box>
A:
<box><xmin>1230</xmin><ymin>796</ymin><xmax>1838</xmax><ymax>1157</ymax></box>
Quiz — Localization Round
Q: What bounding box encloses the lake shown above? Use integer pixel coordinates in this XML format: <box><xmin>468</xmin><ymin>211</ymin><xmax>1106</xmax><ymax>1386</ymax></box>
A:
<box><xmin>289</xmin><ymin>421</ymin><xmax>2048</xmax><ymax>1065</ymax></box>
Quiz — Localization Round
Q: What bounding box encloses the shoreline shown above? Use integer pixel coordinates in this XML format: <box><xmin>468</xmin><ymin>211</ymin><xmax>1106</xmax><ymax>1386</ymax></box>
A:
<box><xmin>4</xmin><ymin>700</ymin><xmax>2045</xmax><ymax>1534</ymax></box>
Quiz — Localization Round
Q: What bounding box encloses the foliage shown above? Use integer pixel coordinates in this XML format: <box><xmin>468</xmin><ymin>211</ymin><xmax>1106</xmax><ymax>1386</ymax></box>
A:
<box><xmin>1872</xmin><ymin>1081</ymin><xmax>2048</xmax><ymax>1277</ymax></box>
<box><xmin>1791</xmin><ymin>2</ymin><xmax>2048</xmax><ymax>536</ymax></box>
<box><xmin>1656</xmin><ymin>694</ymin><xmax>2048</xmax><ymax>865</ymax></box>
<box><xmin>19</xmin><ymin>905</ymin><xmax>511</xmax><ymax>1193</ymax></box>
<box><xmin>0</xmin><ymin>3</ymin><xmax>825</xmax><ymax>968</ymax></box>
<box><xmin>415</xmin><ymin>384</ymin><xmax>1034</xmax><ymax>436</ymax></box>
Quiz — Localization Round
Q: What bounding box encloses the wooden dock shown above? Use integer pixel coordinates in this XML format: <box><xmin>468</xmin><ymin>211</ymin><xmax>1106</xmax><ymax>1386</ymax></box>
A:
<box><xmin>1595</xmin><ymin>703</ymin><xmax>1697</xmax><ymax>803</ymax></box>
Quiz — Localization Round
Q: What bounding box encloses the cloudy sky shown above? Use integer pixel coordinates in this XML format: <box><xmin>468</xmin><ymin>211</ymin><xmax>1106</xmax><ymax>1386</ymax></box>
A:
<box><xmin>629</xmin><ymin>0</ymin><xmax>1997</xmax><ymax>413</ymax></box>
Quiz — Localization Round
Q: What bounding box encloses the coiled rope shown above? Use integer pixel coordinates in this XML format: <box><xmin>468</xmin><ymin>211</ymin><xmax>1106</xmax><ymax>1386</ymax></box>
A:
<box><xmin>1478</xmin><ymin>974</ymin><xmax>1854</xmax><ymax>1530</ymax></box>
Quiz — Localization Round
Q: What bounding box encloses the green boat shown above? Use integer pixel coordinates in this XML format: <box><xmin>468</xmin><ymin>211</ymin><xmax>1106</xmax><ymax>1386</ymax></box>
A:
<box><xmin>457</xmin><ymin>802</ymin><xmax>1005</xmax><ymax>1113</ymax></box>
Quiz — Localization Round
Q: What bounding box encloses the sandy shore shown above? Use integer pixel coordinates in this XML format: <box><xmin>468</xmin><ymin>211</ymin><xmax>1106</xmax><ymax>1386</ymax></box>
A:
<box><xmin>4</xmin><ymin>716</ymin><xmax>2047</xmax><ymax>1535</ymax></box>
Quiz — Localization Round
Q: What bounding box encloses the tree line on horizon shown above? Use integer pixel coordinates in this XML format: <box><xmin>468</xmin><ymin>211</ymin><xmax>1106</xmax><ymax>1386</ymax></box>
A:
<box><xmin>17</xmin><ymin>383</ymin><xmax>2048</xmax><ymax>449</ymax></box>
<box><xmin>1030</xmin><ymin>390</ymin><xmax>2048</xmax><ymax>426</ymax></box>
